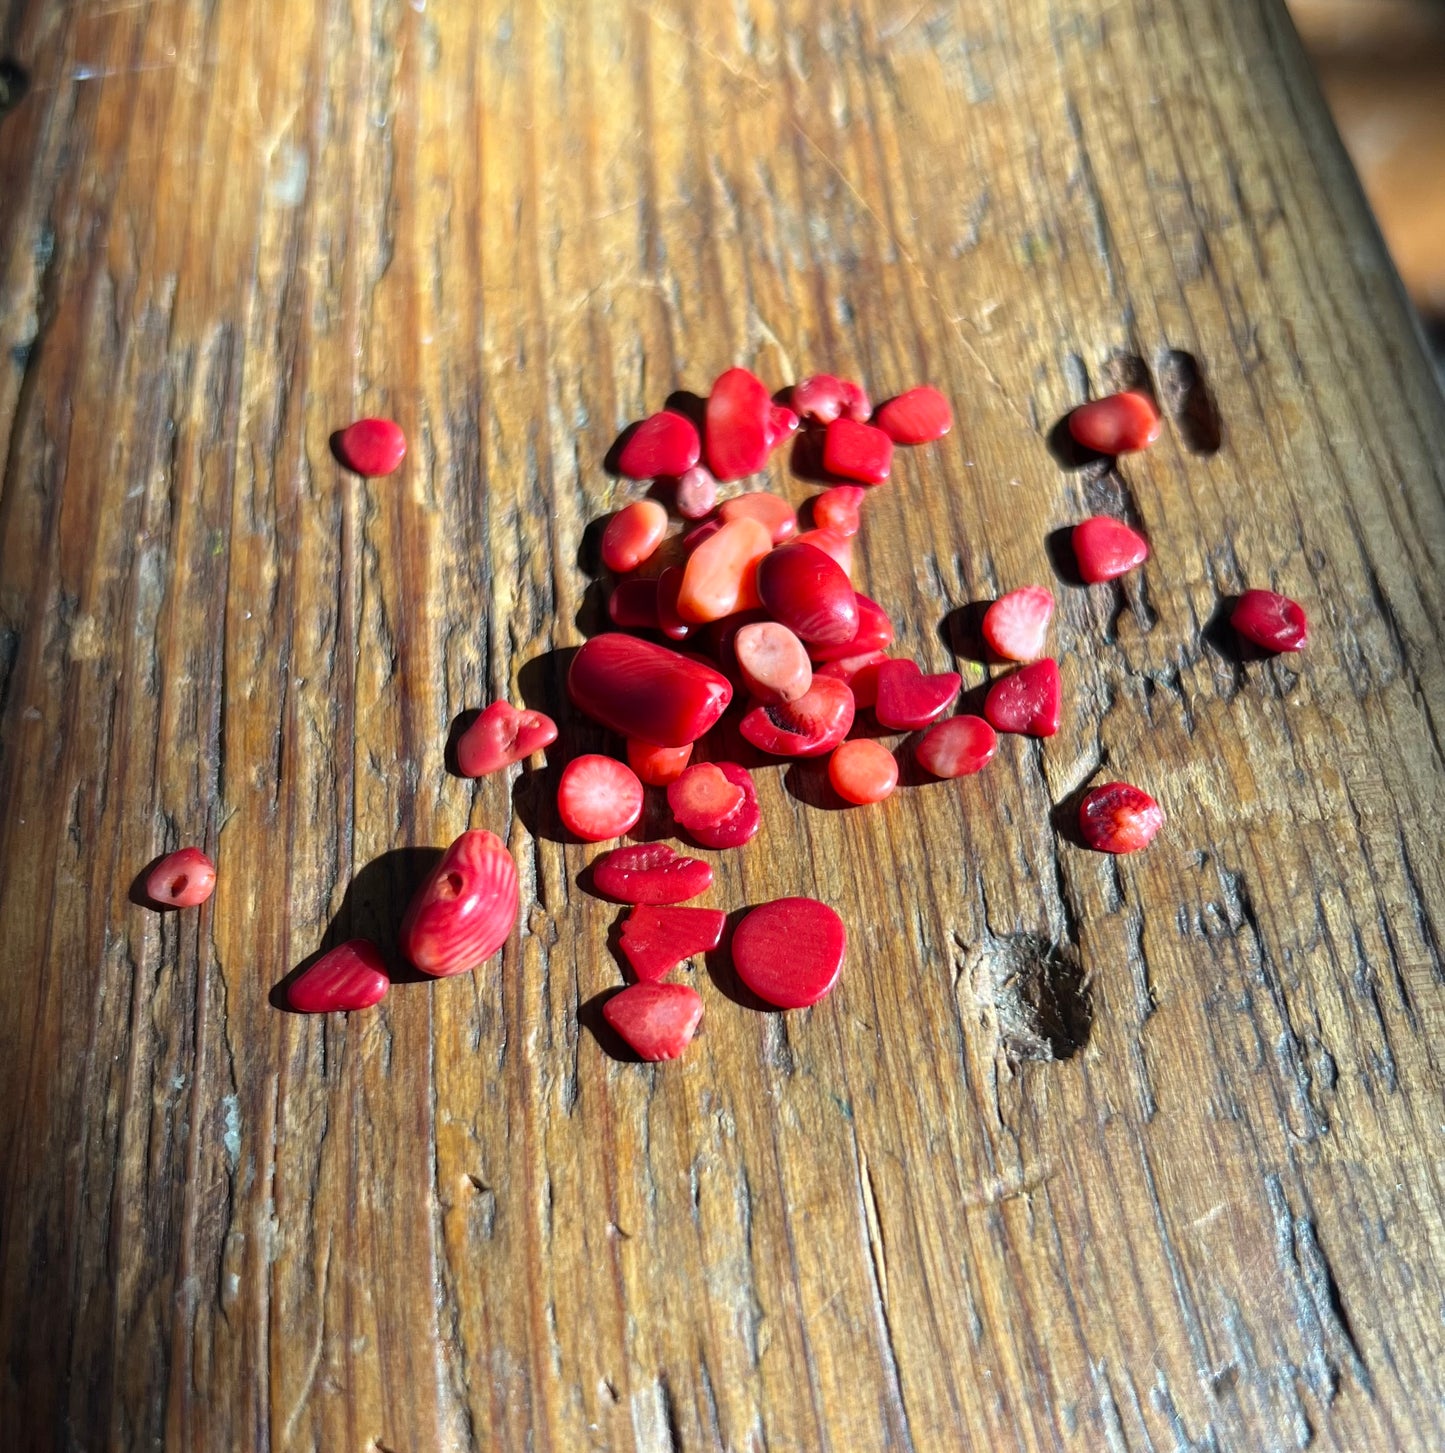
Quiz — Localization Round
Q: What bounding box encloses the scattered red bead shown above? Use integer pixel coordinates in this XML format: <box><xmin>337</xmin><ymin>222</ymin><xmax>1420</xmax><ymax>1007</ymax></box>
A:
<box><xmin>915</xmin><ymin>716</ymin><xmax>997</xmax><ymax>777</ymax></box>
<box><xmin>1078</xmin><ymin>781</ymin><xmax>1164</xmax><ymax>854</ymax></box>
<box><xmin>620</xmin><ymin>906</ymin><xmax>727</xmax><ymax>982</ymax></box>
<box><xmin>740</xmin><ymin>675</ymin><xmax>856</xmax><ymax>757</ymax></box>
<box><xmin>873</xmin><ymin>386</ymin><xmax>952</xmax><ymax>444</ymax></box>
<box><xmin>145</xmin><ymin>846</ymin><xmax>216</xmax><ymax>908</ymax></box>
<box><xmin>557</xmin><ymin>755</ymin><xmax>645</xmax><ymax>841</ymax></box>
<box><xmin>1231</xmin><ymin>589</ymin><xmax>1308</xmax><ymax>652</ymax></box>
<box><xmin>792</xmin><ymin>526</ymin><xmax>853</xmax><ymax>579</ymax></box>
<box><xmin>601</xmin><ymin>499</ymin><xmax>668</xmax><ymax>573</ymax></box>
<box><xmin>1073</xmin><ymin>516</ymin><xmax>1150</xmax><ymax>584</ymax></box>
<box><xmin>874</xmin><ymin>659</ymin><xmax>961</xmax><ymax>730</ymax></box>
<box><xmin>568</xmin><ymin>634</ymin><xmax>732</xmax><ymax>747</ymax></box>
<box><xmin>732</xmin><ymin>897</ymin><xmax>846</xmax><ymax>1008</ymax></box>
<box><xmin>1067</xmin><ymin>391</ymin><xmax>1161</xmax><ymax>455</ymax></box>
<box><xmin>829</xmin><ymin>740</ymin><xmax>898</xmax><ymax>805</ymax></box>
<box><xmin>718</xmin><ymin>491</ymin><xmax>798</xmax><ymax>543</ymax></box>
<box><xmin>334</xmin><ymin>417</ymin><xmax>407</xmax><ymax>477</ymax></box>
<box><xmin>456</xmin><ymin>701</ymin><xmax>558</xmax><ymax>777</ymax></box>
<box><xmin>791</xmin><ymin>375</ymin><xmax>870</xmax><ymax>424</ymax></box>
<box><xmin>592</xmin><ymin>844</ymin><xmax>713</xmax><ymax>904</ymax></box>
<box><xmin>682</xmin><ymin>762</ymin><xmax>760</xmax><ymax>849</ymax></box>
<box><xmin>984</xmin><ymin>659</ymin><xmax>1062</xmax><ymax>737</ymax></box>
<box><xmin>617</xmin><ymin>410</ymin><xmax>701</xmax><ymax>480</ymax></box>
<box><xmin>676</xmin><ymin>516</ymin><xmax>772</xmax><ymax>623</ymax></box>
<box><xmin>982</xmin><ymin>586</ymin><xmax>1054</xmax><ymax>663</ymax></box>
<box><xmin>823</xmin><ymin>417</ymin><xmax>893</xmax><ymax>485</ymax></box>
<box><xmin>400</xmin><ymin>830</ymin><xmax>519</xmax><ymax>978</ymax></box>
<box><xmin>733</xmin><ymin>621</ymin><xmax>812</xmax><ymax>704</ymax></box>
<box><xmin>674</xmin><ymin>465</ymin><xmax>717</xmax><ymax>520</ymax></box>
<box><xmin>603</xmin><ymin>982</ymin><xmax>704</xmax><ymax>1060</ymax></box>
<box><xmin>811</xmin><ymin>485</ymin><xmax>864</xmax><ymax>537</ymax></box>
<box><xmin>807</xmin><ymin>593</ymin><xmax>894</xmax><ymax>663</ymax></box>
<box><xmin>706</xmin><ymin>367</ymin><xmax>773</xmax><ymax>481</ymax></box>
<box><xmin>668</xmin><ymin>763</ymin><xmax>746</xmax><ymax>835</ymax></box>
<box><xmin>766</xmin><ymin>402</ymin><xmax>801</xmax><ymax>448</ymax></box>
<box><xmin>288</xmin><ymin>939</ymin><xmax>390</xmax><ymax>1013</ymax></box>
<box><xmin>755</xmin><ymin>540</ymin><xmax>859</xmax><ymax>645</ymax></box>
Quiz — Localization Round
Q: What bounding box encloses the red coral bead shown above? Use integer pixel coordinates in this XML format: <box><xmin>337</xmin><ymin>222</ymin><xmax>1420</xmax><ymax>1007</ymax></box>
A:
<box><xmin>733</xmin><ymin>621</ymin><xmax>812</xmax><ymax>704</ymax></box>
<box><xmin>288</xmin><ymin>939</ymin><xmax>390</xmax><ymax>1013</ymax></box>
<box><xmin>1068</xmin><ymin>391</ymin><xmax>1161</xmax><ymax>455</ymax></box>
<box><xmin>620</xmin><ymin>906</ymin><xmax>727</xmax><ymax>982</ymax></box>
<box><xmin>557</xmin><ymin>755</ymin><xmax>644</xmax><ymax>841</ymax></box>
<box><xmin>814</xmin><ymin>650</ymin><xmax>886</xmax><ymax>709</ymax></box>
<box><xmin>706</xmin><ymin>367</ymin><xmax>772</xmax><ymax>481</ymax></box>
<box><xmin>1072</xmin><ymin>516</ymin><xmax>1150</xmax><ymax>584</ymax></box>
<box><xmin>718</xmin><ymin>491</ymin><xmax>798</xmax><ymax>543</ymax></box>
<box><xmin>674</xmin><ymin>466</ymin><xmax>718</xmax><ymax>520</ymax></box>
<box><xmin>984</xmin><ymin>659</ymin><xmax>1062</xmax><ymax>737</ymax></box>
<box><xmin>603</xmin><ymin>982</ymin><xmax>704</xmax><ymax>1061</ymax></box>
<box><xmin>982</xmin><ymin>586</ymin><xmax>1054</xmax><ymax>662</ymax></box>
<box><xmin>676</xmin><ymin>516</ymin><xmax>772</xmax><ymax>624</ymax></box>
<box><xmin>807</xmin><ymin>594</ymin><xmax>894</xmax><ymax>663</ymax></box>
<box><xmin>874</xmin><ymin>659</ymin><xmax>961</xmax><ymax>730</ymax></box>
<box><xmin>755</xmin><ymin>541</ymin><xmax>859</xmax><ymax>645</ymax></box>
<box><xmin>335</xmin><ymin>417</ymin><xmax>407</xmax><ymax>477</ymax></box>
<box><xmin>823</xmin><ymin>417</ymin><xmax>893</xmax><ymax>484</ymax></box>
<box><xmin>1231</xmin><ymin>590</ymin><xmax>1308</xmax><ymax>652</ymax></box>
<box><xmin>607</xmin><ymin>577</ymin><xmax>661</xmax><ymax>630</ymax></box>
<box><xmin>667</xmin><ymin>763</ymin><xmax>745</xmax><ymax>833</ymax></box>
<box><xmin>682</xmin><ymin>762</ymin><xmax>760</xmax><ymax>849</ymax></box>
<box><xmin>568</xmin><ymin>634</ymin><xmax>732</xmax><ymax>747</ymax></box>
<box><xmin>1079</xmin><ymin>781</ymin><xmax>1164</xmax><ymax>853</ymax></box>
<box><xmin>617</xmin><ymin>410</ymin><xmax>701</xmax><ymax>480</ymax></box>
<box><xmin>791</xmin><ymin>375</ymin><xmax>870</xmax><ymax>424</ymax></box>
<box><xmin>828</xmin><ymin>739</ymin><xmax>898</xmax><ymax>804</ymax></box>
<box><xmin>400</xmin><ymin>830</ymin><xmax>519</xmax><ymax>977</ymax></box>
<box><xmin>601</xmin><ymin>499</ymin><xmax>668</xmax><ymax>573</ymax></box>
<box><xmin>591</xmin><ymin>844</ymin><xmax>713</xmax><ymax>904</ymax></box>
<box><xmin>732</xmin><ymin>898</ymin><xmax>847</xmax><ymax>1008</ymax></box>
<box><xmin>456</xmin><ymin>701</ymin><xmax>558</xmax><ymax>777</ymax></box>
<box><xmin>765</xmin><ymin>402</ymin><xmax>801</xmax><ymax>448</ymax></box>
<box><xmin>145</xmin><ymin>847</ymin><xmax>216</xmax><ymax>908</ymax></box>
<box><xmin>811</xmin><ymin>485</ymin><xmax>865</xmax><ymax>537</ymax></box>
<box><xmin>654</xmin><ymin>567</ymin><xmax>693</xmax><ymax>641</ymax></box>
<box><xmin>873</xmin><ymin>386</ymin><xmax>953</xmax><ymax>444</ymax></box>
<box><xmin>914</xmin><ymin>716</ymin><xmax>997</xmax><ymax>777</ymax></box>
<box><xmin>740</xmin><ymin>675</ymin><xmax>855</xmax><ymax>757</ymax></box>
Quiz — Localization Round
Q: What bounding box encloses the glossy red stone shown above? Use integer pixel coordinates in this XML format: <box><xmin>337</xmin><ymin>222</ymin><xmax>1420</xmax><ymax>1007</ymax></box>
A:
<box><xmin>814</xmin><ymin>650</ymin><xmax>886</xmax><ymax>709</ymax></box>
<box><xmin>568</xmin><ymin>634</ymin><xmax>732</xmax><ymax>747</ymax></box>
<box><xmin>601</xmin><ymin>499</ymin><xmax>668</xmax><ymax>573</ymax></box>
<box><xmin>288</xmin><ymin>939</ymin><xmax>390</xmax><ymax>1013</ymax></box>
<box><xmin>740</xmin><ymin>675</ymin><xmax>855</xmax><ymax>757</ymax></box>
<box><xmin>734</xmin><ymin>621</ymin><xmax>812</xmax><ymax>704</ymax></box>
<box><xmin>915</xmin><ymin>715</ymin><xmax>997</xmax><ymax>777</ymax></box>
<box><xmin>811</xmin><ymin>485</ymin><xmax>864</xmax><ymax>537</ymax></box>
<box><xmin>603</xmin><ymin>982</ymin><xmax>704</xmax><ymax>1061</ymax></box>
<box><xmin>718</xmin><ymin>491</ymin><xmax>797</xmax><ymax>544</ymax></box>
<box><xmin>620</xmin><ymin>905</ymin><xmax>727</xmax><ymax>982</ymax></box>
<box><xmin>706</xmin><ymin>366</ymin><xmax>772</xmax><ymax>481</ymax></box>
<box><xmin>791</xmin><ymin>375</ymin><xmax>870</xmax><ymax>425</ymax></box>
<box><xmin>617</xmin><ymin>410</ymin><xmax>701</xmax><ymax>480</ymax></box>
<box><xmin>792</xmin><ymin>527</ymin><xmax>853</xmax><ymax>579</ymax></box>
<box><xmin>667</xmin><ymin>763</ymin><xmax>745</xmax><ymax>833</ymax></box>
<box><xmin>732</xmin><ymin>898</ymin><xmax>847</xmax><ymax>1009</ymax></box>
<box><xmin>674</xmin><ymin>465</ymin><xmax>718</xmax><ymax>520</ymax></box>
<box><xmin>1231</xmin><ymin>590</ymin><xmax>1308</xmax><ymax>652</ymax></box>
<box><xmin>982</xmin><ymin>586</ymin><xmax>1054</xmax><ymax>662</ymax></box>
<box><xmin>823</xmin><ymin>417</ymin><xmax>893</xmax><ymax>484</ymax></box>
<box><xmin>1079</xmin><ymin>782</ymin><xmax>1165</xmax><ymax>854</ymax></box>
<box><xmin>807</xmin><ymin>593</ymin><xmax>894</xmax><ymax>662</ymax></box>
<box><xmin>145</xmin><ymin>846</ymin><xmax>216</xmax><ymax>908</ymax></box>
<box><xmin>591</xmin><ymin>843</ymin><xmax>713</xmax><ymax>904</ymax></box>
<box><xmin>874</xmin><ymin>659</ymin><xmax>961</xmax><ymax>729</ymax></box>
<box><xmin>1073</xmin><ymin>516</ymin><xmax>1150</xmax><ymax>584</ymax></box>
<box><xmin>557</xmin><ymin>755</ymin><xmax>644</xmax><ymax>841</ymax></box>
<box><xmin>400</xmin><ymin>830</ymin><xmax>519</xmax><ymax>978</ymax></box>
<box><xmin>686</xmin><ymin>762</ymin><xmax>761</xmax><ymax>850</ymax></box>
<box><xmin>683</xmin><ymin>518</ymin><xmax>723</xmax><ymax>553</ymax></box>
<box><xmin>627</xmin><ymin>738</ymin><xmax>693</xmax><ymax>786</ymax></box>
<box><xmin>335</xmin><ymin>417</ymin><xmax>407</xmax><ymax>477</ymax></box>
<box><xmin>754</xmin><ymin>540</ymin><xmax>859</xmax><ymax>645</ymax></box>
<box><xmin>456</xmin><ymin>701</ymin><xmax>558</xmax><ymax>777</ymax></box>
<box><xmin>676</xmin><ymin>516</ymin><xmax>771</xmax><ymax>623</ymax></box>
<box><xmin>828</xmin><ymin>739</ymin><xmax>898</xmax><ymax>805</ymax></box>
<box><xmin>873</xmin><ymin>386</ymin><xmax>953</xmax><ymax>444</ymax></box>
<box><xmin>984</xmin><ymin>659</ymin><xmax>1062</xmax><ymax>737</ymax></box>
<box><xmin>1068</xmin><ymin>391</ymin><xmax>1161</xmax><ymax>455</ymax></box>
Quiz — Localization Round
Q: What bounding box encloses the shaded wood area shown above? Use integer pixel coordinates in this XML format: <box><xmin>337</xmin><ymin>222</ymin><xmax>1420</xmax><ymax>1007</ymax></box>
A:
<box><xmin>2</xmin><ymin>0</ymin><xmax>1443</xmax><ymax>1447</ymax></box>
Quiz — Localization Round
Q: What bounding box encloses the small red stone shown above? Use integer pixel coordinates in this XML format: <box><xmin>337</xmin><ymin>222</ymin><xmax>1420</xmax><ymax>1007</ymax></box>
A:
<box><xmin>145</xmin><ymin>847</ymin><xmax>216</xmax><ymax>908</ymax></box>
<box><xmin>1079</xmin><ymin>781</ymin><xmax>1164</xmax><ymax>854</ymax></box>
<box><xmin>627</xmin><ymin>738</ymin><xmax>693</xmax><ymax>786</ymax></box>
<box><xmin>1231</xmin><ymin>589</ymin><xmax>1308</xmax><ymax>652</ymax></box>
<box><xmin>335</xmin><ymin>417</ymin><xmax>407</xmax><ymax>477</ymax></box>
<box><xmin>814</xmin><ymin>650</ymin><xmax>886</xmax><ymax>709</ymax></box>
<box><xmin>620</xmin><ymin>906</ymin><xmax>727</xmax><ymax>982</ymax></box>
<box><xmin>603</xmin><ymin>982</ymin><xmax>704</xmax><ymax>1061</ymax></box>
<box><xmin>732</xmin><ymin>898</ymin><xmax>846</xmax><ymax>1008</ymax></box>
<box><xmin>617</xmin><ymin>410</ymin><xmax>701</xmax><ymax>480</ymax></box>
<box><xmin>874</xmin><ymin>659</ymin><xmax>961</xmax><ymax>730</ymax></box>
<box><xmin>811</xmin><ymin>485</ymin><xmax>865</xmax><ymax>537</ymax></box>
<box><xmin>288</xmin><ymin>939</ymin><xmax>390</xmax><ymax>1013</ymax></box>
<box><xmin>792</xmin><ymin>527</ymin><xmax>853</xmax><ymax>579</ymax></box>
<box><xmin>873</xmin><ymin>386</ymin><xmax>953</xmax><ymax>444</ymax></box>
<box><xmin>592</xmin><ymin>844</ymin><xmax>713</xmax><ymax>904</ymax></box>
<box><xmin>734</xmin><ymin>621</ymin><xmax>812</xmax><ymax>704</ymax></box>
<box><xmin>807</xmin><ymin>593</ymin><xmax>894</xmax><ymax>663</ymax></box>
<box><xmin>982</xmin><ymin>586</ymin><xmax>1054</xmax><ymax>662</ymax></box>
<box><xmin>914</xmin><ymin>716</ymin><xmax>997</xmax><ymax>777</ymax></box>
<box><xmin>755</xmin><ymin>541</ymin><xmax>859</xmax><ymax>645</ymax></box>
<box><xmin>984</xmin><ymin>659</ymin><xmax>1062</xmax><ymax>737</ymax></box>
<box><xmin>400</xmin><ymin>830</ymin><xmax>519</xmax><ymax>978</ymax></box>
<box><xmin>674</xmin><ymin>466</ymin><xmax>718</xmax><ymax>520</ymax></box>
<box><xmin>740</xmin><ymin>675</ymin><xmax>855</xmax><ymax>757</ymax></box>
<box><xmin>828</xmin><ymin>739</ymin><xmax>898</xmax><ymax>805</ymax></box>
<box><xmin>568</xmin><ymin>634</ymin><xmax>732</xmax><ymax>747</ymax></box>
<box><xmin>601</xmin><ymin>499</ymin><xmax>668</xmax><ymax>573</ymax></box>
<box><xmin>668</xmin><ymin>763</ymin><xmax>745</xmax><ymax>833</ymax></box>
<box><xmin>456</xmin><ymin>701</ymin><xmax>558</xmax><ymax>777</ymax></box>
<box><xmin>1073</xmin><ymin>516</ymin><xmax>1150</xmax><ymax>584</ymax></box>
<box><xmin>823</xmin><ymin>417</ymin><xmax>893</xmax><ymax>484</ymax></box>
<box><xmin>765</xmin><ymin>402</ymin><xmax>801</xmax><ymax>448</ymax></box>
<box><xmin>718</xmin><ymin>491</ymin><xmax>798</xmax><ymax>544</ymax></box>
<box><xmin>1068</xmin><ymin>391</ymin><xmax>1161</xmax><ymax>455</ymax></box>
<box><xmin>687</xmin><ymin>762</ymin><xmax>761</xmax><ymax>850</ymax></box>
<box><xmin>557</xmin><ymin>755</ymin><xmax>645</xmax><ymax>842</ymax></box>
<box><xmin>791</xmin><ymin>375</ymin><xmax>871</xmax><ymax>425</ymax></box>
<box><xmin>706</xmin><ymin>366</ymin><xmax>773</xmax><ymax>481</ymax></box>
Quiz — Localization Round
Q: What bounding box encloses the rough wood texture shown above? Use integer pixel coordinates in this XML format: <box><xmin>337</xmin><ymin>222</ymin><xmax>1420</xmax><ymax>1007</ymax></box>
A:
<box><xmin>2</xmin><ymin>1</ymin><xmax>1443</xmax><ymax>1448</ymax></box>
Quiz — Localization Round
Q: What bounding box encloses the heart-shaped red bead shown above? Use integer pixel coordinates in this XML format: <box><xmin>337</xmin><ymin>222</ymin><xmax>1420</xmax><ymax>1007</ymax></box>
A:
<box><xmin>873</xmin><ymin>659</ymin><xmax>961</xmax><ymax>730</ymax></box>
<box><xmin>456</xmin><ymin>701</ymin><xmax>558</xmax><ymax>777</ymax></box>
<box><xmin>617</xmin><ymin>410</ymin><xmax>701</xmax><ymax>480</ymax></box>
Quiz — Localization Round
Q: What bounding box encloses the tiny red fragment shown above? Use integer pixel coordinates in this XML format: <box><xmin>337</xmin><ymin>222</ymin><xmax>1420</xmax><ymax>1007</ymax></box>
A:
<box><xmin>456</xmin><ymin>701</ymin><xmax>558</xmax><ymax>777</ymax></box>
<box><xmin>873</xmin><ymin>659</ymin><xmax>961</xmax><ymax>730</ymax></box>
<box><xmin>603</xmin><ymin>982</ymin><xmax>704</xmax><ymax>1061</ymax></box>
<box><xmin>984</xmin><ymin>659</ymin><xmax>1062</xmax><ymax>737</ymax></box>
<box><xmin>732</xmin><ymin>898</ymin><xmax>846</xmax><ymax>1008</ymax></box>
<box><xmin>766</xmin><ymin>402</ymin><xmax>801</xmax><ymax>448</ymax></box>
<box><xmin>335</xmin><ymin>417</ymin><xmax>407</xmax><ymax>477</ymax></box>
<box><xmin>591</xmin><ymin>844</ymin><xmax>713</xmax><ymax>904</ymax></box>
<box><xmin>617</xmin><ymin>410</ymin><xmax>701</xmax><ymax>480</ymax></box>
<box><xmin>811</xmin><ymin>485</ymin><xmax>865</xmax><ymax>537</ymax></box>
<box><xmin>145</xmin><ymin>846</ymin><xmax>216</xmax><ymax>908</ymax></box>
<box><xmin>620</xmin><ymin>905</ymin><xmax>727</xmax><ymax>982</ymax></box>
<box><xmin>1231</xmin><ymin>590</ymin><xmax>1308</xmax><ymax>653</ymax></box>
<box><xmin>1073</xmin><ymin>516</ymin><xmax>1150</xmax><ymax>584</ymax></box>
<box><xmin>288</xmin><ymin>939</ymin><xmax>390</xmax><ymax>1013</ymax></box>
<box><xmin>1079</xmin><ymin>781</ymin><xmax>1164</xmax><ymax>854</ymax></box>
<box><xmin>873</xmin><ymin>386</ymin><xmax>952</xmax><ymax>444</ymax></box>
<box><xmin>823</xmin><ymin>417</ymin><xmax>893</xmax><ymax>484</ymax></box>
<box><xmin>1068</xmin><ymin>391</ymin><xmax>1161</xmax><ymax>455</ymax></box>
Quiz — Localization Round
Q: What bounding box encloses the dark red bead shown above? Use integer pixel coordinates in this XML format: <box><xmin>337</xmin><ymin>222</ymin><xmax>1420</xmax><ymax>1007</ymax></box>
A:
<box><xmin>617</xmin><ymin>410</ymin><xmax>701</xmax><ymax>480</ymax></box>
<box><xmin>591</xmin><ymin>844</ymin><xmax>713</xmax><ymax>904</ymax></box>
<box><xmin>568</xmin><ymin>634</ymin><xmax>732</xmax><ymax>747</ymax></box>
<box><xmin>1231</xmin><ymin>590</ymin><xmax>1308</xmax><ymax>652</ymax></box>
<box><xmin>755</xmin><ymin>541</ymin><xmax>859</xmax><ymax>645</ymax></box>
<box><xmin>620</xmin><ymin>906</ymin><xmax>727</xmax><ymax>982</ymax></box>
<box><xmin>288</xmin><ymin>939</ymin><xmax>390</xmax><ymax>1013</ymax></box>
<box><xmin>740</xmin><ymin>675</ymin><xmax>855</xmax><ymax>757</ymax></box>
<box><xmin>873</xmin><ymin>659</ymin><xmax>961</xmax><ymax>730</ymax></box>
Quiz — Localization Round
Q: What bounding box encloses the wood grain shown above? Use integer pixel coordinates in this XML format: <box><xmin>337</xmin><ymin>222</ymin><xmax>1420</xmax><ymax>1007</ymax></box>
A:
<box><xmin>2</xmin><ymin>1</ymin><xmax>1443</xmax><ymax>1448</ymax></box>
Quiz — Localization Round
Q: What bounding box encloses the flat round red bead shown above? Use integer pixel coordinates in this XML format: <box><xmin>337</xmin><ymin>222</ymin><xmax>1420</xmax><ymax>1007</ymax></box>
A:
<box><xmin>335</xmin><ymin>417</ymin><xmax>407</xmax><ymax>476</ymax></box>
<box><xmin>732</xmin><ymin>897</ymin><xmax>846</xmax><ymax>1008</ymax></box>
